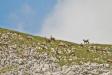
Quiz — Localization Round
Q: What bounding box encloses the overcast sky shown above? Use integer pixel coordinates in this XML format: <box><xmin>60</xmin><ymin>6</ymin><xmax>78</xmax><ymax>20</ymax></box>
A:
<box><xmin>41</xmin><ymin>0</ymin><xmax>112</xmax><ymax>44</ymax></box>
<box><xmin>0</xmin><ymin>0</ymin><xmax>112</xmax><ymax>44</ymax></box>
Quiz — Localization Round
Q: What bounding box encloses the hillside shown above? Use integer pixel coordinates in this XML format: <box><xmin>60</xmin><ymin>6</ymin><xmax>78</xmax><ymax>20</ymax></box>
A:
<box><xmin>0</xmin><ymin>28</ymin><xmax>112</xmax><ymax>75</ymax></box>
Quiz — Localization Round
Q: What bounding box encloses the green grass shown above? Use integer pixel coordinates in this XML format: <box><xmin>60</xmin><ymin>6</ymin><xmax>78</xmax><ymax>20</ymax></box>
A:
<box><xmin>0</xmin><ymin>27</ymin><xmax>112</xmax><ymax>66</ymax></box>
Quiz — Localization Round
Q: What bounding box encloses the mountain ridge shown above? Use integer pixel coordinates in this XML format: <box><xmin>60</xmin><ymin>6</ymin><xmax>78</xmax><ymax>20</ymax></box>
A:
<box><xmin>0</xmin><ymin>27</ymin><xmax>112</xmax><ymax>75</ymax></box>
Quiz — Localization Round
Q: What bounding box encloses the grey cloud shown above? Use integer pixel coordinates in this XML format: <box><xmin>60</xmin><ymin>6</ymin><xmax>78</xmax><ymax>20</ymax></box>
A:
<box><xmin>40</xmin><ymin>0</ymin><xmax>112</xmax><ymax>44</ymax></box>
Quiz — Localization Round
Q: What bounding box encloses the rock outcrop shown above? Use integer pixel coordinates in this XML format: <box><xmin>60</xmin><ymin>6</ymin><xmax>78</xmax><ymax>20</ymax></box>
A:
<box><xmin>0</xmin><ymin>28</ymin><xmax>112</xmax><ymax>75</ymax></box>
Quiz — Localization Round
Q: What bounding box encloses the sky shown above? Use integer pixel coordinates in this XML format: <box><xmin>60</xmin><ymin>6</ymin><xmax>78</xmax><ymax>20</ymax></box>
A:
<box><xmin>0</xmin><ymin>0</ymin><xmax>112</xmax><ymax>44</ymax></box>
<box><xmin>0</xmin><ymin>0</ymin><xmax>57</xmax><ymax>34</ymax></box>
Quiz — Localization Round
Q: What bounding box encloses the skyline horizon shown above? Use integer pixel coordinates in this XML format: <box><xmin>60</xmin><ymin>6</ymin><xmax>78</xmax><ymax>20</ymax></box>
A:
<box><xmin>0</xmin><ymin>0</ymin><xmax>112</xmax><ymax>44</ymax></box>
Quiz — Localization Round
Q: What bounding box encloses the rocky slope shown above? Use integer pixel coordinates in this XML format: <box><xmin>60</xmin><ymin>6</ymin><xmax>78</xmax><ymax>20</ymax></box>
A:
<box><xmin>0</xmin><ymin>28</ymin><xmax>112</xmax><ymax>75</ymax></box>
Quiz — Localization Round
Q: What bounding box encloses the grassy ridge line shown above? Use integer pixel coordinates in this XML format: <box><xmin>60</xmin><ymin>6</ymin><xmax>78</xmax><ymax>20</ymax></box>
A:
<box><xmin>0</xmin><ymin>27</ymin><xmax>111</xmax><ymax>45</ymax></box>
<box><xmin>0</xmin><ymin>27</ymin><xmax>112</xmax><ymax>66</ymax></box>
<box><xmin>0</xmin><ymin>27</ymin><xmax>78</xmax><ymax>45</ymax></box>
